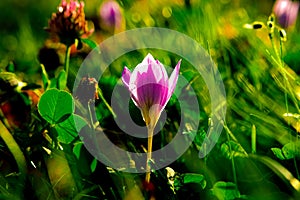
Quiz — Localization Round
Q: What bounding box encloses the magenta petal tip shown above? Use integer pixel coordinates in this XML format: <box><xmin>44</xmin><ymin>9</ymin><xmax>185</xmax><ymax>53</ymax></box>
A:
<box><xmin>122</xmin><ymin>67</ymin><xmax>131</xmax><ymax>88</ymax></box>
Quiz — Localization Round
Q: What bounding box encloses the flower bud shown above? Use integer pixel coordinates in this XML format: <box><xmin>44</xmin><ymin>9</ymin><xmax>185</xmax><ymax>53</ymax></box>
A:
<box><xmin>99</xmin><ymin>0</ymin><xmax>124</xmax><ymax>33</ymax></box>
<box><xmin>273</xmin><ymin>0</ymin><xmax>299</xmax><ymax>28</ymax></box>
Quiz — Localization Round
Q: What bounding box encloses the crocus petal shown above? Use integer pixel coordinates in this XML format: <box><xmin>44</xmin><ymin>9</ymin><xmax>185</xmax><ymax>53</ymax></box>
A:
<box><xmin>167</xmin><ymin>59</ymin><xmax>181</xmax><ymax>101</ymax></box>
<box><xmin>141</xmin><ymin>53</ymin><xmax>155</xmax><ymax>67</ymax></box>
<box><xmin>154</xmin><ymin>59</ymin><xmax>169</xmax><ymax>85</ymax></box>
<box><xmin>135</xmin><ymin>55</ymin><xmax>169</xmax><ymax>109</ymax></box>
<box><xmin>153</xmin><ymin>59</ymin><xmax>169</xmax><ymax>107</ymax></box>
<box><xmin>122</xmin><ymin>66</ymin><xmax>131</xmax><ymax>89</ymax></box>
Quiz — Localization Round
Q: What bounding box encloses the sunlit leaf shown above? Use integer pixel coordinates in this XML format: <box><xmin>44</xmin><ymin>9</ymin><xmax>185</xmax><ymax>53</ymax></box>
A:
<box><xmin>271</xmin><ymin>148</ymin><xmax>286</xmax><ymax>160</ymax></box>
<box><xmin>211</xmin><ymin>181</ymin><xmax>245</xmax><ymax>200</ymax></box>
<box><xmin>73</xmin><ymin>142</ymin><xmax>83</xmax><ymax>160</ymax></box>
<box><xmin>282</xmin><ymin>142</ymin><xmax>300</xmax><ymax>159</ymax></box>
<box><xmin>38</xmin><ymin>89</ymin><xmax>75</xmax><ymax>125</ymax></box>
<box><xmin>57</xmin><ymin>70</ymin><xmax>67</xmax><ymax>90</ymax></box>
<box><xmin>55</xmin><ymin>114</ymin><xmax>88</xmax><ymax>144</ymax></box>
<box><xmin>81</xmin><ymin>38</ymin><xmax>99</xmax><ymax>52</ymax></box>
<box><xmin>174</xmin><ymin>173</ymin><xmax>206</xmax><ymax>190</ymax></box>
<box><xmin>221</xmin><ymin>141</ymin><xmax>248</xmax><ymax>159</ymax></box>
<box><xmin>183</xmin><ymin>173</ymin><xmax>206</xmax><ymax>189</ymax></box>
<box><xmin>271</xmin><ymin>142</ymin><xmax>300</xmax><ymax>160</ymax></box>
<box><xmin>40</xmin><ymin>64</ymin><xmax>50</xmax><ymax>90</ymax></box>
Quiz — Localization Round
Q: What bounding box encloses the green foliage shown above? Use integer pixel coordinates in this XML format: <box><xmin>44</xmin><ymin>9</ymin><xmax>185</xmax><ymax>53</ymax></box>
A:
<box><xmin>38</xmin><ymin>89</ymin><xmax>87</xmax><ymax>144</ymax></box>
<box><xmin>272</xmin><ymin>141</ymin><xmax>300</xmax><ymax>160</ymax></box>
<box><xmin>73</xmin><ymin>142</ymin><xmax>83</xmax><ymax>160</ymax></box>
<box><xmin>81</xmin><ymin>38</ymin><xmax>99</xmax><ymax>52</ymax></box>
<box><xmin>57</xmin><ymin>69</ymin><xmax>67</xmax><ymax>90</ymax></box>
<box><xmin>38</xmin><ymin>89</ymin><xmax>74</xmax><ymax>125</ymax></box>
<box><xmin>221</xmin><ymin>141</ymin><xmax>248</xmax><ymax>159</ymax></box>
<box><xmin>271</xmin><ymin>148</ymin><xmax>286</xmax><ymax>160</ymax></box>
<box><xmin>54</xmin><ymin>114</ymin><xmax>87</xmax><ymax>144</ymax></box>
<box><xmin>40</xmin><ymin>64</ymin><xmax>50</xmax><ymax>90</ymax></box>
<box><xmin>174</xmin><ymin>173</ymin><xmax>207</xmax><ymax>190</ymax></box>
<box><xmin>211</xmin><ymin>181</ymin><xmax>246</xmax><ymax>200</ymax></box>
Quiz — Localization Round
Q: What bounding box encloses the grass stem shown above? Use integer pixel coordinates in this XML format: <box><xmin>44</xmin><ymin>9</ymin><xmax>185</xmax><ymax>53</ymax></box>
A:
<box><xmin>224</xmin><ymin>121</ymin><xmax>238</xmax><ymax>188</ymax></box>
<box><xmin>251</xmin><ymin>124</ymin><xmax>256</xmax><ymax>154</ymax></box>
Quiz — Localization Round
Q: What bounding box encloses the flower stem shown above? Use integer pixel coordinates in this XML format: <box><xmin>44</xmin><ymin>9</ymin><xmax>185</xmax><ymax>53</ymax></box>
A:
<box><xmin>98</xmin><ymin>90</ymin><xmax>116</xmax><ymax>118</ymax></box>
<box><xmin>145</xmin><ymin>125</ymin><xmax>154</xmax><ymax>183</ymax></box>
<box><xmin>223</xmin><ymin>121</ymin><xmax>238</xmax><ymax>188</ymax></box>
<box><xmin>88</xmin><ymin>101</ymin><xmax>95</xmax><ymax>128</ymax></box>
<box><xmin>64</xmin><ymin>45</ymin><xmax>71</xmax><ymax>88</ymax></box>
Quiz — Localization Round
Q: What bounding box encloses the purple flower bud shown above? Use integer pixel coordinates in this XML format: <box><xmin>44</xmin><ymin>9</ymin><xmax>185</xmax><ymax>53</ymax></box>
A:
<box><xmin>122</xmin><ymin>53</ymin><xmax>181</xmax><ymax>128</ymax></box>
<box><xmin>99</xmin><ymin>1</ymin><xmax>123</xmax><ymax>31</ymax></box>
<box><xmin>273</xmin><ymin>0</ymin><xmax>299</xmax><ymax>28</ymax></box>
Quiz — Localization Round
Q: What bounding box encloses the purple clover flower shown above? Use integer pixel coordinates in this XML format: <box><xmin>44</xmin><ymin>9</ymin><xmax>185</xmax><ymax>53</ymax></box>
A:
<box><xmin>122</xmin><ymin>53</ymin><xmax>181</xmax><ymax>128</ymax></box>
<box><xmin>273</xmin><ymin>0</ymin><xmax>299</xmax><ymax>28</ymax></box>
<box><xmin>46</xmin><ymin>0</ymin><xmax>94</xmax><ymax>46</ymax></box>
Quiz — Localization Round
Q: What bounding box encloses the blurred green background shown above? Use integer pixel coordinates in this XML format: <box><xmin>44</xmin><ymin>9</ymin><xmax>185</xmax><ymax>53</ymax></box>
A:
<box><xmin>0</xmin><ymin>0</ymin><xmax>287</xmax><ymax>73</ymax></box>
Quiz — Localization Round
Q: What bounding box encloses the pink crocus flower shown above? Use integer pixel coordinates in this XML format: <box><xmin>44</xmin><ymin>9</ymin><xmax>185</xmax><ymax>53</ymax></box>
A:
<box><xmin>122</xmin><ymin>53</ymin><xmax>181</xmax><ymax>182</ymax></box>
<box><xmin>122</xmin><ymin>53</ymin><xmax>181</xmax><ymax>129</ymax></box>
<box><xmin>273</xmin><ymin>0</ymin><xmax>299</xmax><ymax>28</ymax></box>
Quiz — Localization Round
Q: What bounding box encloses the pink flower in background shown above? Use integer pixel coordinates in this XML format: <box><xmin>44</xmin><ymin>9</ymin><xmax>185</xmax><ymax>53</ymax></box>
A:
<box><xmin>122</xmin><ymin>53</ymin><xmax>181</xmax><ymax>128</ymax></box>
<box><xmin>46</xmin><ymin>0</ymin><xmax>94</xmax><ymax>46</ymax></box>
<box><xmin>273</xmin><ymin>0</ymin><xmax>299</xmax><ymax>28</ymax></box>
<box><xmin>99</xmin><ymin>0</ymin><xmax>123</xmax><ymax>32</ymax></box>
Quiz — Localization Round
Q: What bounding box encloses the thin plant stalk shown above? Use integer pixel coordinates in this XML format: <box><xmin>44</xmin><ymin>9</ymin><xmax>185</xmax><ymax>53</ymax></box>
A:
<box><xmin>270</xmin><ymin>36</ymin><xmax>280</xmax><ymax>61</ymax></box>
<box><xmin>64</xmin><ymin>45</ymin><xmax>71</xmax><ymax>87</ymax></box>
<box><xmin>251</xmin><ymin>124</ymin><xmax>256</xmax><ymax>154</ymax></box>
<box><xmin>224</xmin><ymin>121</ymin><xmax>238</xmax><ymax>188</ymax></box>
<box><xmin>227</xmin><ymin>137</ymin><xmax>238</xmax><ymax>187</ymax></box>
<box><xmin>88</xmin><ymin>101</ymin><xmax>95</xmax><ymax>129</ymax></box>
<box><xmin>145</xmin><ymin>125</ymin><xmax>154</xmax><ymax>183</ymax></box>
<box><xmin>98</xmin><ymin>90</ymin><xmax>117</xmax><ymax>118</ymax></box>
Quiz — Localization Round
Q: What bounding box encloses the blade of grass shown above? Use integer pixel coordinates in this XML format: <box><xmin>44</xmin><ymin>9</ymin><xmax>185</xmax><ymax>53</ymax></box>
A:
<box><xmin>0</xmin><ymin>120</ymin><xmax>26</xmax><ymax>197</ymax></box>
